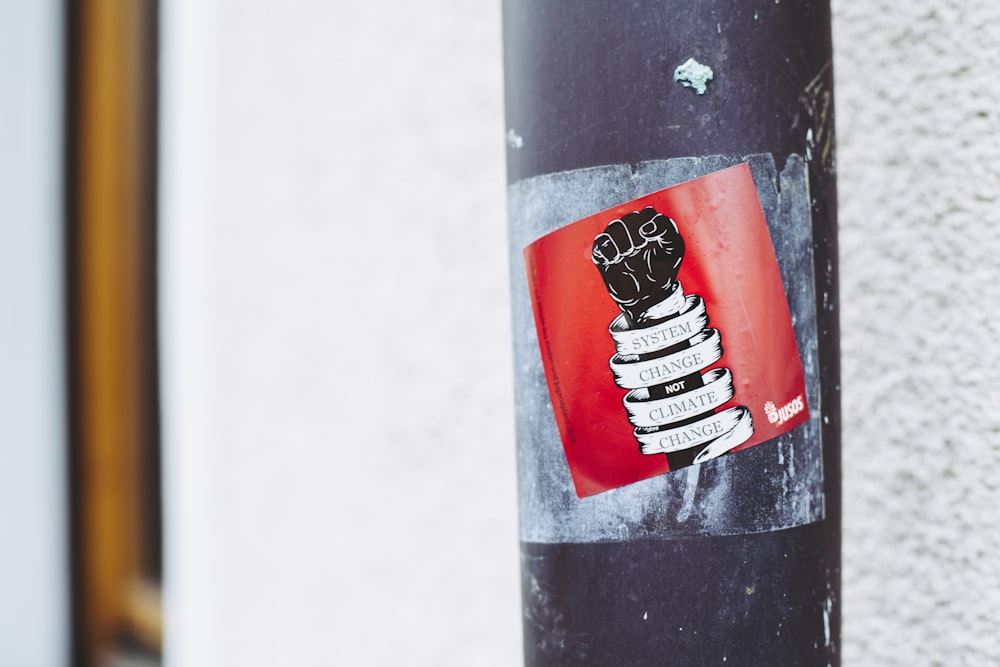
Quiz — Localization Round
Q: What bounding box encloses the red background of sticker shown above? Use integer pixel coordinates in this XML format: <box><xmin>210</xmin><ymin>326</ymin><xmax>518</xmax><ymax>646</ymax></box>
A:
<box><xmin>523</xmin><ymin>164</ymin><xmax>809</xmax><ymax>498</ymax></box>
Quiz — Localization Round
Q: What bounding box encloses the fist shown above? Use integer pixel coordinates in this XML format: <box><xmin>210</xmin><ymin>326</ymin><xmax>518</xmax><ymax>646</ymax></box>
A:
<box><xmin>592</xmin><ymin>207</ymin><xmax>685</xmax><ymax>325</ymax></box>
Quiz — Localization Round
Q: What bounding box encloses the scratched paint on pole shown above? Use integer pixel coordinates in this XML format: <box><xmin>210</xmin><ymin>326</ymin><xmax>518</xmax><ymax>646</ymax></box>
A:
<box><xmin>510</xmin><ymin>154</ymin><xmax>823</xmax><ymax>540</ymax></box>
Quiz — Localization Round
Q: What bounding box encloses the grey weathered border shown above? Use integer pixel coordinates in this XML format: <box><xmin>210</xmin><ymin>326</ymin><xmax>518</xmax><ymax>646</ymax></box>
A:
<box><xmin>509</xmin><ymin>153</ymin><xmax>824</xmax><ymax>543</ymax></box>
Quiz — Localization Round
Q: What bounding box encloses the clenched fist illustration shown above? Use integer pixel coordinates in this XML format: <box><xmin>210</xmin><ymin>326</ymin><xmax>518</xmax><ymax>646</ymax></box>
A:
<box><xmin>592</xmin><ymin>206</ymin><xmax>685</xmax><ymax>326</ymax></box>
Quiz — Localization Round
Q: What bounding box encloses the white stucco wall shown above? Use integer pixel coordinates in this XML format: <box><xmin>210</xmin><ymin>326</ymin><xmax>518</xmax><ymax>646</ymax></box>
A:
<box><xmin>834</xmin><ymin>2</ymin><xmax>1000</xmax><ymax>665</ymax></box>
<box><xmin>160</xmin><ymin>0</ymin><xmax>1000</xmax><ymax>665</ymax></box>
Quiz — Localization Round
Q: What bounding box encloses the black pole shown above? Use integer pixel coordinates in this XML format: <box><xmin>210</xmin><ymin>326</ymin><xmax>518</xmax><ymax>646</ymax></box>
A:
<box><xmin>504</xmin><ymin>2</ymin><xmax>839</xmax><ymax>665</ymax></box>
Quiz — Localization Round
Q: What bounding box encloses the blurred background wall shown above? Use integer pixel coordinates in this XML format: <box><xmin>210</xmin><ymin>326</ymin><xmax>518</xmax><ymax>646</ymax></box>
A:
<box><xmin>159</xmin><ymin>1</ymin><xmax>519</xmax><ymax>665</ymax></box>
<box><xmin>1</xmin><ymin>0</ymin><xmax>999</xmax><ymax>665</ymax></box>
<box><xmin>0</xmin><ymin>1</ymin><xmax>69</xmax><ymax>665</ymax></box>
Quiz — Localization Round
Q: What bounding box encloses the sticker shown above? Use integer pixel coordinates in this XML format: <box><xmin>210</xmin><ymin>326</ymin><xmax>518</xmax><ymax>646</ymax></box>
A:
<box><xmin>523</xmin><ymin>163</ymin><xmax>809</xmax><ymax>498</ymax></box>
<box><xmin>508</xmin><ymin>153</ymin><xmax>823</xmax><ymax>542</ymax></box>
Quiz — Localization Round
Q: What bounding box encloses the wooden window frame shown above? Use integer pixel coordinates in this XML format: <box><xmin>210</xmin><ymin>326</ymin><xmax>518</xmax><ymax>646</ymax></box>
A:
<box><xmin>67</xmin><ymin>0</ymin><xmax>163</xmax><ymax>663</ymax></box>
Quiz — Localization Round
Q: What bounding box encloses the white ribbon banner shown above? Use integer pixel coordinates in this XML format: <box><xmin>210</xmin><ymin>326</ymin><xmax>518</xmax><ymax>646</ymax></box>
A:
<box><xmin>692</xmin><ymin>407</ymin><xmax>755</xmax><ymax>464</ymax></box>
<box><xmin>609</xmin><ymin>328</ymin><xmax>723</xmax><ymax>389</ymax></box>
<box><xmin>636</xmin><ymin>406</ymin><xmax>754</xmax><ymax>456</ymax></box>
<box><xmin>609</xmin><ymin>295</ymin><xmax>709</xmax><ymax>357</ymax></box>
<box><xmin>623</xmin><ymin>368</ymin><xmax>735</xmax><ymax>429</ymax></box>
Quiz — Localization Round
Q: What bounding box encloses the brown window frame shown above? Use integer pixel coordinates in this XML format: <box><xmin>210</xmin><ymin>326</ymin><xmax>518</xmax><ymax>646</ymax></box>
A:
<box><xmin>67</xmin><ymin>0</ymin><xmax>163</xmax><ymax>663</ymax></box>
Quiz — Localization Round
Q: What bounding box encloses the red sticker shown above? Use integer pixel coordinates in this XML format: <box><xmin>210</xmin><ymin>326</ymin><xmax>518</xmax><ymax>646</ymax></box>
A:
<box><xmin>523</xmin><ymin>163</ymin><xmax>809</xmax><ymax>498</ymax></box>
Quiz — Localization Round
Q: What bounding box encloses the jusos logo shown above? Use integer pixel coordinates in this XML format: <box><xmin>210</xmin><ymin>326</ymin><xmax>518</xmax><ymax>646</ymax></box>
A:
<box><xmin>764</xmin><ymin>395</ymin><xmax>806</xmax><ymax>426</ymax></box>
<box><xmin>523</xmin><ymin>164</ymin><xmax>811</xmax><ymax>498</ymax></box>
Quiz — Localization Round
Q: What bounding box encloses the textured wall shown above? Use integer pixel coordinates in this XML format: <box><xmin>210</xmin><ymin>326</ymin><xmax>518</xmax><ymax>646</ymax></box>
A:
<box><xmin>834</xmin><ymin>1</ymin><xmax>1000</xmax><ymax>664</ymax></box>
<box><xmin>160</xmin><ymin>0</ymin><xmax>1000</xmax><ymax>664</ymax></box>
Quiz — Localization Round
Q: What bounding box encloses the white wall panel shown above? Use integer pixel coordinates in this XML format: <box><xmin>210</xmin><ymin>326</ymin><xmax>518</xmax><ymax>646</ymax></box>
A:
<box><xmin>161</xmin><ymin>1</ymin><xmax>518</xmax><ymax>665</ymax></box>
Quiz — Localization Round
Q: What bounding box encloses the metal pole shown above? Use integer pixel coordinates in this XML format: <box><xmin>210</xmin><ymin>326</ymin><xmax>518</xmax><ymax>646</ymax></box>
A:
<box><xmin>504</xmin><ymin>1</ymin><xmax>840</xmax><ymax>664</ymax></box>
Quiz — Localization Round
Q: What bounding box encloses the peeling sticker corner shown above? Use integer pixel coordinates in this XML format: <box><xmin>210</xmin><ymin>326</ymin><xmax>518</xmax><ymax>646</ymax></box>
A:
<box><xmin>673</xmin><ymin>58</ymin><xmax>714</xmax><ymax>95</ymax></box>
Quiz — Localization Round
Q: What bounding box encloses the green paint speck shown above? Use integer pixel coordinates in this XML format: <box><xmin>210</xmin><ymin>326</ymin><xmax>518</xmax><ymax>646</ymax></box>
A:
<box><xmin>674</xmin><ymin>58</ymin><xmax>714</xmax><ymax>95</ymax></box>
